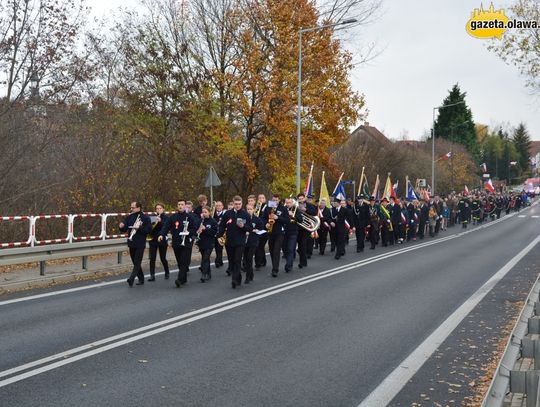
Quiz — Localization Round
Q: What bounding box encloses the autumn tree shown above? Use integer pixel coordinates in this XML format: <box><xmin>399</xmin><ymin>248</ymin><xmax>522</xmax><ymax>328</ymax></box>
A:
<box><xmin>488</xmin><ymin>0</ymin><xmax>540</xmax><ymax>94</ymax></box>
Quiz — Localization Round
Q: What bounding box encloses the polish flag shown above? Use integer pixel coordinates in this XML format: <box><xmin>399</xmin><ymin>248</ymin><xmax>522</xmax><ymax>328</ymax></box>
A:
<box><xmin>485</xmin><ymin>179</ymin><xmax>495</xmax><ymax>193</ymax></box>
<box><xmin>344</xmin><ymin>220</ymin><xmax>351</xmax><ymax>230</ymax></box>
<box><xmin>464</xmin><ymin>185</ymin><xmax>469</xmax><ymax>196</ymax></box>
<box><xmin>440</xmin><ymin>152</ymin><xmax>452</xmax><ymax>161</ymax></box>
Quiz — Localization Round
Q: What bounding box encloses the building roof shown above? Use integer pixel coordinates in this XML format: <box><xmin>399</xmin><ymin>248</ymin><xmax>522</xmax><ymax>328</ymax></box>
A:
<box><xmin>530</xmin><ymin>141</ymin><xmax>540</xmax><ymax>157</ymax></box>
<box><xmin>349</xmin><ymin>122</ymin><xmax>392</xmax><ymax>146</ymax></box>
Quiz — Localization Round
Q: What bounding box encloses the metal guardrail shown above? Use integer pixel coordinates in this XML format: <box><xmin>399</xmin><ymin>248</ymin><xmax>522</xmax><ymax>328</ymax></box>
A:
<box><xmin>482</xmin><ymin>273</ymin><xmax>540</xmax><ymax>407</ymax></box>
<box><xmin>0</xmin><ymin>239</ymin><xmax>129</xmax><ymax>275</ymax></box>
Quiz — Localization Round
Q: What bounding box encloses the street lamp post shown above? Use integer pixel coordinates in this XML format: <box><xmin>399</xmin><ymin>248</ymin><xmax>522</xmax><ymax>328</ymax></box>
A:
<box><xmin>431</xmin><ymin>101</ymin><xmax>466</xmax><ymax>196</ymax></box>
<box><xmin>296</xmin><ymin>18</ymin><xmax>357</xmax><ymax>194</ymax></box>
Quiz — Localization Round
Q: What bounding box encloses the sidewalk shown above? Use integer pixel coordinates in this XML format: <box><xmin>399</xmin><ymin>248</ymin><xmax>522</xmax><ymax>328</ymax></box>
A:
<box><xmin>0</xmin><ymin>246</ymin><xmax>205</xmax><ymax>295</ymax></box>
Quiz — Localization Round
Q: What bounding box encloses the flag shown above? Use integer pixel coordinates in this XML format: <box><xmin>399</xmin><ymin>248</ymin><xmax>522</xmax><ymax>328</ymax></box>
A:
<box><xmin>509</xmin><ymin>161</ymin><xmax>518</xmax><ymax>166</ymax></box>
<box><xmin>361</xmin><ymin>172</ymin><xmax>370</xmax><ymax>197</ymax></box>
<box><xmin>334</xmin><ymin>182</ymin><xmax>347</xmax><ymax>201</ymax></box>
<box><xmin>480</xmin><ymin>163</ymin><xmax>487</xmax><ymax>172</ymax></box>
<box><xmin>485</xmin><ymin>178</ymin><xmax>495</xmax><ymax>193</ymax></box>
<box><xmin>332</xmin><ymin>172</ymin><xmax>344</xmax><ymax>195</ymax></box>
<box><xmin>393</xmin><ymin>180</ymin><xmax>399</xmax><ymax>197</ymax></box>
<box><xmin>319</xmin><ymin>171</ymin><xmax>331</xmax><ymax>208</ymax></box>
<box><xmin>383</xmin><ymin>173</ymin><xmax>393</xmax><ymax>200</ymax></box>
<box><xmin>372</xmin><ymin>174</ymin><xmax>380</xmax><ymax>200</ymax></box>
<box><xmin>440</xmin><ymin>152</ymin><xmax>452</xmax><ymax>161</ymax></box>
<box><xmin>303</xmin><ymin>162</ymin><xmax>314</xmax><ymax>198</ymax></box>
<box><xmin>406</xmin><ymin>178</ymin><xmax>418</xmax><ymax>201</ymax></box>
<box><xmin>464</xmin><ymin>185</ymin><xmax>469</xmax><ymax>196</ymax></box>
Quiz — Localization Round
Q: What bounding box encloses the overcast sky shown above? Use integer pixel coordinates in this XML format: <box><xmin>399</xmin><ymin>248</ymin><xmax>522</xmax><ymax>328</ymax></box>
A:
<box><xmin>90</xmin><ymin>0</ymin><xmax>540</xmax><ymax>141</ymax></box>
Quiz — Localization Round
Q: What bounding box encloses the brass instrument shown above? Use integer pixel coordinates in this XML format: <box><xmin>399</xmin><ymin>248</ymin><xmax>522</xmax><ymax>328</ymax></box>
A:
<box><xmin>128</xmin><ymin>214</ymin><xmax>141</xmax><ymax>241</ymax></box>
<box><xmin>147</xmin><ymin>214</ymin><xmax>160</xmax><ymax>241</ymax></box>
<box><xmin>266</xmin><ymin>208</ymin><xmax>276</xmax><ymax>233</ymax></box>
<box><xmin>179</xmin><ymin>220</ymin><xmax>190</xmax><ymax>246</ymax></box>
<box><xmin>210</xmin><ymin>202</ymin><xmax>216</xmax><ymax>218</ymax></box>
<box><xmin>217</xmin><ymin>230</ymin><xmax>227</xmax><ymax>246</ymax></box>
<box><xmin>255</xmin><ymin>201</ymin><xmax>262</xmax><ymax>217</ymax></box>
<box><xmin>291</xmin><ymin>199</ymin><xmax>321</xmax><ymax>232</ymax></box>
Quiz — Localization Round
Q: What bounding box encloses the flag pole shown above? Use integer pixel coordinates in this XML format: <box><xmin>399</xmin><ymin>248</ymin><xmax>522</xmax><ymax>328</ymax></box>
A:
<box><xmin>357</xmin><ymin>166</ymin><xmax>365</xmax><ymax>196</ymax></box>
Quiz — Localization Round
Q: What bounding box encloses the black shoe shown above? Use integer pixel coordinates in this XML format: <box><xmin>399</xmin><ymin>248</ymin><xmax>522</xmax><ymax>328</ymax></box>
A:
<box><xmin>175</xmin><ymin>279</ymin><xmax>181</xmax><ymax>288</ymax></box>
<box><xmin>127</xmin><ymin>279</ymin><xmax>133</xmax><ymax>287</ymax></box>
<box><xmin>244</xmin><ymin>278</ymin><xmax>251</xmax><ymax>284</ymax></box>
<box><xmin>307</xmin><ymin>255</ymin><xmax>311</xmax><ymax>259</ymax></box>
<box><xmin>334</xmin><ymin>255</ymin><xmax>340</xmax><ymax>259</ymax></box>
<box><xmin>226</xmin><ymin>269</ymin><xmax>231</xmax><ymax>276</ymax></box>
<box><xmin>284</xmin><ymin>266</ymin><xmax>291</xmax><ymax>273</ymax></box>
<box><xmin>370</xmin><ymin>246</ymin><xmax>375</xmax><ymax>250</ymax></box>
<box><xmin>164</xmin><ymin>273</ymin><xmax>170</xmax><ymax>280</ymax></box>
<box><xmin>319</xmin><ymin>251</ymin><xmax>324</xmax><ymax>255</ymax></box>
<box><xmin>232</xmin><ymin>281</ymin><xmax>237</xmax><ymax>289</ymax></box>
<box><xmin>148</xmin><ymin>277</ymin><xmax>156</xmax><ymax>282</ymax></box>
<box><xmin>298</xmin><ymin>264</ymin><xmax>303</xmax><ymax>269</ymax></box>
<box><xmin>136</xmin><ymin>281</ymin><xmax>144</xmax><ymax>285</ymax></box>
<box><xmin>271</xmin><ymin>271</ymin><xmax>278</xmax><ymax>277</ymax></box>
<box><xmin>357</xmin><ymin>248</ymin><xmax>363</xmax><ymax>253</ymax></box>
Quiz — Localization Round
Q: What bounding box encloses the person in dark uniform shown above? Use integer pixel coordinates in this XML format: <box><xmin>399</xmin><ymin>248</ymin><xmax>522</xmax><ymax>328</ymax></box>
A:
<box><xmin>197</xmin><ymin>206</ymin><xmax>217</xmax><ymax>282</ymax></box>
<box><xmin>389</xmin><ymin>196</ymin><xmax>401</xmax><ymax>244</ymax></box>
<box><xmin>367</xmin><ymin>196</ymin><xmax>380</xmax><ymax>249</ymax></box>
<box><xmin>305</xmin><ymin>195</ymin><xmax>317</xmax><ymax>258</ymax></box>
<box><xmin>193</xmin><ymin>194</ymin><xmax>208</xmax><ymax>218</ymax></box>
<box><xmin>458</xmin><ymin>196</ymin><xmax>470</xmax><ymax>228</ymax></box>
<box><xmin>283</xmin><ymin>197</ymin><xmax>303</xmax><ymax>272</ymax></box>
<box><xmin>495</xmin><ymin>194</ymin><xmax>503</xmax><ymax>219</ymax></box>
<box><xmin>263</xmin><ymin>194</ymin><xmax>290</xmax><ymax>277</ymax></box>
<box><xmin>471</xmin><ymin>195</ymin><xmax>481</xmax><ymax>225</ymax></box>
<box><xmin>217</xmin><ymin>195</ymin><xmax>252</xmax><ymax>288</ymax></box>
<box><xmin>418</xmin><ymin>199</ymin><xmax>428</xmax><ymax>239</ymax></box>
<box><xmin>406</xmin><ymin>200</ymin><xmax>418</xmax><ymax>241</ymax></box>
<box><xmin>158</xmin><ymin>199</ymin><xmax>199</xmax><ymax>288</ymax></box>
<box><xmin>119</xmin><ymin>201</ymin><xmax>152</xmax><ymax>287</ymax></box>
<box><xmin>329</xmin><ymin>200</ymin><xmax>339</xmax><ymax>253</ymax></box>
<box><xmin>331</xmin><ymin>199</ymin><xmax>355</xmax><ymax>259</ymax></box>
<box><xmin>147</xmin><ymin>203</ymin><xmax>170</xmax><ymax>281</ymax></box>
<box><xmin>254</xmin><ymin>194</ymin><xmax>268</xmax><ymax>269</ymax></box>
<box><xmin>212</xmin><ymin>201</ymin><xmax>225</xmax><ymax>268</ymax></box>
<box><xmin>316</xmin><ymin>199</ymin><xmax>332</xmax><ymax>255</ymax></box>
<box><xmin>379</xmin><ymin>197</ymin><xmax>393</xmax><ymax>246</ymax></box>
<box><xmin>354</xmin><ymin>195</ymin><xmax>369</xmax><ymax>253</ymax></box>
<box><xmin>243</xmin><ymin>204</ymin><xmax>264</xmax><ymax>283</ymax></box>
<box><xmin>296</xmin><ymin>193</ymin><xmax>316</xmax><ymax>268</ymax></box>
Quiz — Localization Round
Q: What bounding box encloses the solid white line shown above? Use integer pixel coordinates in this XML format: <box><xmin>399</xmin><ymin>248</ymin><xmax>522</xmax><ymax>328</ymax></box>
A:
<box><xmin>357</xmin><ymin>233</ymin><xmax>540</xmax><ymax>407</ymax></box>
<box><xmin>532</xmin><ymin>215</ymin><xmax>539</xmax><ymax>218</ymax></box>
<box><xmin>518</xmin><ymin>215</ymin><xmax>527</xmax><ymax>218</ymax></box>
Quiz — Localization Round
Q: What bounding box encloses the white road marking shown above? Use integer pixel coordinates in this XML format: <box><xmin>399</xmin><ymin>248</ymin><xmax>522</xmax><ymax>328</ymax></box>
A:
<box><xmin>357</xmin><ymin>233</ymin><xmax>540</xmax><ymax>407</ymax></box>
<box><xmin>0</xmin><ymin>234</ymin><xmax>462</xmax><ymax>387</ymax></box>
<box><xmin>518</xmin><ymin>215</ymin><xmax>527</xmax><ymax>218</ymax></box>
<box><xmin>532</xmin><ymin>215</ymin><xmax>539</xmax><ymax>218</ymax></box>
<box><xmin>0</xmin><ymin>205</ymin><xmax>535</xmax><ymax>387</ymax></box>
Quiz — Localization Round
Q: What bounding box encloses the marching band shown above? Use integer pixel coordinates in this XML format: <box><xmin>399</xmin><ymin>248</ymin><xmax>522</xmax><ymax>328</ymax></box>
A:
<box><xmin>121</xmin><ymin>190</ymin><xmax>531</xmax><ymax>289</ymax></box>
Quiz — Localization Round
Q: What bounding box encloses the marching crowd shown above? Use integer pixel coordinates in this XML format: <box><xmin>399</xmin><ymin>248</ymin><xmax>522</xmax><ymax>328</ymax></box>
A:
<box><xmin>119</xmin><ymin>190</ymin><xmax>530</xmax><ymax>289</ymax></box>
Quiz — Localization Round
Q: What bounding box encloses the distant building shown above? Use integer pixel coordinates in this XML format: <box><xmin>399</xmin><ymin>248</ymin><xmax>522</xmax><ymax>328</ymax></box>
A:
<box><xmin>349</xmin><ymin>122</ymin><xmax>392</xmax><ymax>147</ymax></box>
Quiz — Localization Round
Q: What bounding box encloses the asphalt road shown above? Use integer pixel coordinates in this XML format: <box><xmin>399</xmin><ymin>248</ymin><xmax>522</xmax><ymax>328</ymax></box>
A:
<box><xmin>1</xmin><ymin>203</ymin><xmax>539</xmax><ymax>407</ymax></box>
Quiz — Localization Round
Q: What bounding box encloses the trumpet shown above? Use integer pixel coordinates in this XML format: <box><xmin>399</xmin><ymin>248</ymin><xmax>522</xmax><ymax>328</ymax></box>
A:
<box><xmin>179</xmin><ymin>220</ymin><xmax>190</xmax><ymax>246</ymax></box>
<box><xmin>128</xmin><ymin>214</ymin><xmax>141</xmax><ymax>241</ymax></box>
<box><xmin>291</xmin><ymin>199</ymin><xmax>321</xmax><ymax>232</ymax></box>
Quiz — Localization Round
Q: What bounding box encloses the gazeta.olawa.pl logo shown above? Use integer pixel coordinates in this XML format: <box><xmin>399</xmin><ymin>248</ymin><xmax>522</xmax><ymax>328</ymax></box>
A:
<box><xmin>466</xmin><ymin>2</ymin><xmax>538</xmax><ymax>39</ymax></box>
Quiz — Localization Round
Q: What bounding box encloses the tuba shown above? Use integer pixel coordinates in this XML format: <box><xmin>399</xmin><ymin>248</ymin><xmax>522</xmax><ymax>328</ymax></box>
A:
<box><xmin>291</xmin><ymin>199</ymin><xmax>321</xmax><ymax>232</ymax></box>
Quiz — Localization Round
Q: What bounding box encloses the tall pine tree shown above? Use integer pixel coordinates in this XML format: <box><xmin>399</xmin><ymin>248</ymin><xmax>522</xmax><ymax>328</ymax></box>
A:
<box><xmin>433</xmin><ymin>84</ymin><xmax>478</xmax><ymax>159</ymax></box>
<box><xmin>512</xmin><ymin>123</ymin><xmax>532</xmax><ymax>173</ymax></box>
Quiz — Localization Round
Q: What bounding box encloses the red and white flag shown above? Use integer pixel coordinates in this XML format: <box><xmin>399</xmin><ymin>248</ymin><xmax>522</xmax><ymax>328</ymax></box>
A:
<box><xmin>464</xmin><ymin>185</ymin><xmax>469</xmax><ymax>196</ymax></box>
<box><xmin>440</xmin><ymin>152</ymin><xmax>452</xmax><ymax>161</ymax></box>
<box><xmin>485</xmin><ymin>179</ymin><xmax>495</xmax><ymax>193</ymax></box>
